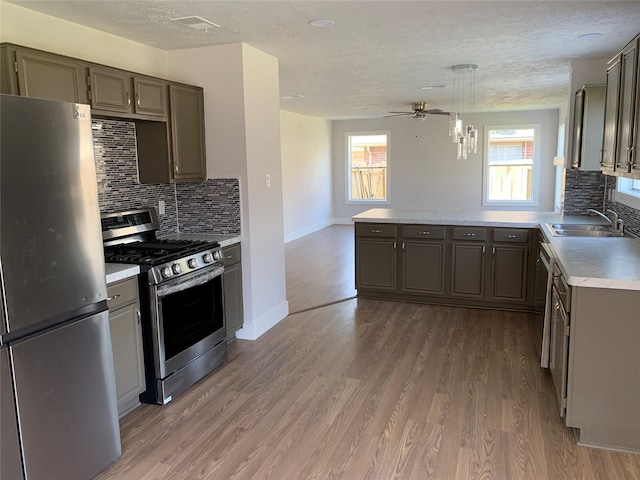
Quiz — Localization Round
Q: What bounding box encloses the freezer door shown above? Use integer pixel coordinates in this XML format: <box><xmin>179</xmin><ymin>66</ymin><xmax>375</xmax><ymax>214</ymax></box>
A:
<box><xmin>11</xmin><ymin>310</ymin><xmax>121</xmax><ymax>480</ymax></box>
<box><xmin>0</xmin><ymin>94</ymin><xmax>106</xmax><ymax>336</ymax></box>
<box><xmin>1</xmin><ymin>347</ymin><xmax>24</xmax><ymax>480</ymax></box>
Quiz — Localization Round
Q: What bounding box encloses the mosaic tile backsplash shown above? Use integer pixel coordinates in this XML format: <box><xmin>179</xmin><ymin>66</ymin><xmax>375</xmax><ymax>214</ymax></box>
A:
<box><xmin>562</xmin><ymin>170</ymin><xmax>606</xmax><ymax>215</ymax></box>
<box><xmin>604</xmin><ymin>176</ymin><xmax>640</xmax><ymax>237</ymax></box>
<box><xmin>92</xmin><ymin>119</ymin><xmax>240</xmax><ymax>237</ymax></box>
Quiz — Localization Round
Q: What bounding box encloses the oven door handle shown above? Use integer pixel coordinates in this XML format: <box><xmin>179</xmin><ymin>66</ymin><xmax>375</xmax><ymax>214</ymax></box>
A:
<box><xmin>156</xmin><ymin>265</ymin><xmax>224</xmax><ymax>298</ymax></box>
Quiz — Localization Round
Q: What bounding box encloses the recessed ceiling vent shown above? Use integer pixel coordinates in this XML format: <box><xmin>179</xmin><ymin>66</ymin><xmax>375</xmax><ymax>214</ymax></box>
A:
<box><xmin>170</xmin><ymin>16</ymin><xmax>221</xmax><ymax>31</ymax></box>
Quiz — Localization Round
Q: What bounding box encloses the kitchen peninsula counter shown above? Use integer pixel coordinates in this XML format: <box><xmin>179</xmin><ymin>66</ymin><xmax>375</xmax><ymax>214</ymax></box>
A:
<box><xmin>353</xmin><ymin>208</ymin><xmax>640</xmax><ymax>291</ymax></box>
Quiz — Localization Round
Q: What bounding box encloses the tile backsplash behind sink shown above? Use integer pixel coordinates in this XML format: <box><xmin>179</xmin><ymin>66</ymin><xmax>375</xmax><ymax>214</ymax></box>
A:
<box><xmin>563</xmin><ymin>169</ymin><xmax>640</xmax><ymax>237</ymax></box>
<box><xmin>92</xmin><ymin>118</ymin><xmax>240</xmax><ymax>237</ymax></box>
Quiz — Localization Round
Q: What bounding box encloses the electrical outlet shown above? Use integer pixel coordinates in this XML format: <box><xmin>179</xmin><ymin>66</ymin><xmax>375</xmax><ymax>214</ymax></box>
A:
<box><xmin>266</xmin><ymin>174</ymin><xmax>271</xmax><ymax>187</ymax></box>
<box><xmin>158</xmin><ymin>200</ymin><xmax>166</xmax><ymax>215</ymax></box>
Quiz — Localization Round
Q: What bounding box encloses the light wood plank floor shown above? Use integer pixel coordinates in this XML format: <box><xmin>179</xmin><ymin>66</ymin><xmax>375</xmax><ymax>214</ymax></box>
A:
<box><xmin>96</xmin><ymin>226</ymin><xmax>640</xmax><ymax>480</ymax></box>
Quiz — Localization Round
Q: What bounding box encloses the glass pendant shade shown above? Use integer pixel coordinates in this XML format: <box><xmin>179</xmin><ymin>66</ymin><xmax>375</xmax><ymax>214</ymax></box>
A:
<box><xmin>451</xmin><ymin>64</ymin><xmax>478</xmax><ymax>159</ymax></box>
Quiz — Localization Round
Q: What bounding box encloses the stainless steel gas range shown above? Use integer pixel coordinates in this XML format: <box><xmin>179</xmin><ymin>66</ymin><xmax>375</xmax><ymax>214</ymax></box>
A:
<box><xmin>102</xmin><ymin>208</ymin><xmax>226</xmax><ymax>405</ymax></box>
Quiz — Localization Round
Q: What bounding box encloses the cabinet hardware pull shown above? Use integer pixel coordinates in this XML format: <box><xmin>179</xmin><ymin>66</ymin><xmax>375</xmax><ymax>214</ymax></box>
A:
<box><xmin>418</xmin><ymin>231</ymin><xmax>430</xmax><ymax>235</ymax></box>
<box><xmin>402</xmin><ymin>242</ymin><xmax>405</xmax><ymax>251</ymax></box>
<box><xmin>136</xmin><ymin>309</ymin><xmax>141</xmax><ymax>324</ymax></box>
<box><xmin>107</xmin><ymin>294</ymin><xmax>120</xmax><ymax>301</ymax></box>
<box><xmin>492</xmin><ymin>247</ymin><xmax>496</xmax><ymax>255</ymax></box>
<box><xmin>463</xmin><ymin>233</ymin><xmax>475</xmax><ymax>237</ymax></box>
<box><xmin>126</xmin><ymin>93</ymin><xmax>131</xmax><ymax>106</ymax></box>
<box><xmin>504</xmin><ymin>235</ymin><xmax>517</xmax><ymax>239</ymax></box>
<box><xmin>482</xmin><ymin>246</ymin><xmax>485</xmax><ymax>255</ymax></box>
<box><xmin>393</xmin><ymin>242</ymin><xmax>397</xmax><ymax>251</ymax></box>
<box><xmin>371</xmin><ymin>229</ymin><xmax>382</xmax><ymax>233</ymax></box>
<box><xmin>136</xmin><ymin>93</ymin><xmax>140</xmax><ymax>108</ymax></box>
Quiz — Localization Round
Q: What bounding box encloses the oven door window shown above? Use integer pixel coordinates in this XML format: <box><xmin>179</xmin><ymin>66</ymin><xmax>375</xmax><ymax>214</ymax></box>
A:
<box><xmin>159</xmin><ymin>275</ymin><xmax>223</xmax><ymax>360</ymax></box>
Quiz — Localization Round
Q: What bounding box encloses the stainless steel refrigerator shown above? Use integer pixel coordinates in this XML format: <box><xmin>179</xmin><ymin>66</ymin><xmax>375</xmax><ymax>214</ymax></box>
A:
<box><xmin>0</xmin><ymin>94</ymin><xmax>121</xmax><ymax>479</ymax></box>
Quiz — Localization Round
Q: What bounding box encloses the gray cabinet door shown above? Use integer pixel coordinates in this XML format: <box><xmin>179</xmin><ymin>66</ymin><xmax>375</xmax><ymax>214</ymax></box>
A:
<box><xmin>401</xmin><ymin>241</ymin><xmax>446</xmax><ymax>296</ymax></box>
<box><xmin>602</xmin><ymin>55</ymin><xmax>621</xmax><ymax>172</ymax></box>
<box><xmin>90</xmin><ymin>66</ymin><xmax>132</xmax><ymax>113</ymax></box>
<box><xmin>1</xmin><ymin>348</ymin><xmax>23</xmax><ymax>480</ymax></box>
<box><xmin>133</xmin><ymin>77</ymin><xmax>167</xmax><ymax>117</ymax></box>
<box><xmin>490</xmin><ymin>245</ymin><xmax>528</xmax><ymax>303</ymax></box>
<box><xmin>223</xmin><ymin>244</ymin><xmax>243</xmax><ymax>340</ymax></box>
<box><xmin>356</xmin><ymin>238</ymin><xmax>397</xmax><ymax>291</ymax></box>
<box><xmin>450</xmin><ymin>242</ymin><xmax>485</xmax><ymax>298</ymax></box>
<box><xmin>169</xmin><ymin>84</ymin><xmax>207</xmax><ymax>182</ymax></box>
<box><xmin>615</xmin><ymin>39</ymin><xmax>638</xmax><ymax>173</ymax></box>
<box><xmin>14</xmin><ymin>48</ymin><xmax>88</xmax><ymax>104</ymax></box>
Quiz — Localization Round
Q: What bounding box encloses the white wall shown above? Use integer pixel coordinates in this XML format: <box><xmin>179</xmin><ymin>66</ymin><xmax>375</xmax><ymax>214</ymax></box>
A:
<box><xmin>280</xmin><ymin>111</ymin><xmax>333</xmax><ymax>242</ymax></box>
<box><xmin>0</xmin><ymin>1</ymin><xmax>169</xmax><ymax>77</ymax></box>
<box><xmin>333</xmin><ymin>110</ymin><xmax>559</xmax><ymax>221</ymax></box>
<box><xmin>168</xmin><ymin>43</ymin><xmax>288</xmax><ymax>340</ymax></box>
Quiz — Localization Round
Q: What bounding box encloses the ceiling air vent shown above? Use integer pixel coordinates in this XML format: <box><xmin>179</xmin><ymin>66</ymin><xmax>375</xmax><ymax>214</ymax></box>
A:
<box><xmin>170</xmin><ymin>16</ymin><xmax>221</xmax><ymax>31</ymax></box>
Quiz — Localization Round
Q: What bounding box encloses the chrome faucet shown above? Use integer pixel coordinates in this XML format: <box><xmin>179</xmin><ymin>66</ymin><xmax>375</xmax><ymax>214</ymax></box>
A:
<box><xmin>587</xmin><ymin>208</ymin><xmax>624</xmax><ymax>234</ymax></box>
<box><xmin>587</xmin><ymin>208</ymin><xmax>612</xmax><ymax>224</ymax></box>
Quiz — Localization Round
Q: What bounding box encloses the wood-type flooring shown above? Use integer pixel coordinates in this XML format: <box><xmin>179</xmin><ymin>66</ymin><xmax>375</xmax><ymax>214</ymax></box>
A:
<box><xmin>95</xmin><ymin>226</ymin><xmax>640</xmax><ymax>480</ymax></box>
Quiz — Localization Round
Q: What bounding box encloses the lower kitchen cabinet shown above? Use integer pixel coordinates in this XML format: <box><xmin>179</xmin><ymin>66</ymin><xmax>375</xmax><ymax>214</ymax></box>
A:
<box><xmin>561</xmin><ymin>286</ymin><xmax>640</xmax><ymax>452</ymax></box>
<box><xmin>223</xmin><ymin>243</ymin><xmax>244</xmax><ymax>341</ymax></box>
<box><xmin>400</xmin><ymin>225</ymin><xmax>446</xmax><ymax>296</ymax></box>
<box><xmin>107</xmin><ymin>277</ymin><xmax>145</xmax><ymax>417</ymax></box>
<box><xmin>355</xmin><ymin>222</ymin><xmax>535</xmax><ymax>311</ymax></box>
<box><xmin>355</xmin><ymin>223</ymin><xmax>397</xmax><ymax>291</ymax></box>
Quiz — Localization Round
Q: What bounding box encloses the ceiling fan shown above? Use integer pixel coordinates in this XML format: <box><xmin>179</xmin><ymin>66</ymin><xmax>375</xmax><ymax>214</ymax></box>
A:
<box><xmin>385</xmin><ymin>101</ymin><xmax>450</xmax><ymax>119</ymax></box>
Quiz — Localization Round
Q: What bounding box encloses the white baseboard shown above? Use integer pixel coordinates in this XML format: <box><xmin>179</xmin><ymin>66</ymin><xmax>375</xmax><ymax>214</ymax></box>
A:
<box><xmin>234</xmin><ymin>300</ymin><xmax>289</xmax><ymax>340</ymax></box>
<box><xmin>332</xmin><ymin>217</ymin><xmax>354</xmax><ymax>225</ymax></box>
<box><xmin>284</xmin><ymin>219</ymin><xmax>334</xmax><ymax>243</ymax></box>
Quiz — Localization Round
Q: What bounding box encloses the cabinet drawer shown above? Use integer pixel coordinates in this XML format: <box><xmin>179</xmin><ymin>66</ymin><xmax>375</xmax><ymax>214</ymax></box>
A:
<box><xmin>356</xmin><ymin>223</ymin><xmax>397</xmax><ymax>238</ymax></box>
<box><xmin>107</xmin><ymin>277</ymin><xmax>138</xmax><ymax>311</ymax></box>
<box><xmin>223</xmin><ymin>243</ymin><xmax>241</xmax><ymax>267</ymax></box>
<box><xmin>492</xmin><ymin>228</ymin><xmax>529</xmax><ymax>243</ymax></box>
<box><xmin>451</xmin><ymin>227</ymin><xmax>487</xmax><ymax>241</ymax></box>
<box><xmin>402</xmin><ymin>225</ymin><xmax>446</xmax><ymax>240</ymax></box>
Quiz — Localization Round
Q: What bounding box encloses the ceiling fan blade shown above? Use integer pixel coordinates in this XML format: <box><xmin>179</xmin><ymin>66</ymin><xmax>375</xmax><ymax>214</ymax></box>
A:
<box><xmin>383</xmin><ymin>112</ymin><xmax>413</xmax><ymax>118</ymax></box>
<box><xmin>387</xmin><ymin>111</ymin><xmax>414</xmax><ymax>114</ymax></box>
<box><xmin>425</xmin><ymin>109</ymin><xmax>451</xmax><ymax>115</ymax></box>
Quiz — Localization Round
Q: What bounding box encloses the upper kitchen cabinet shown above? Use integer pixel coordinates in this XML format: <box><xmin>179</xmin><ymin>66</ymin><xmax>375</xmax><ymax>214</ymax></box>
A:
<box><xmin>1</xmin><ymin>45</ymin><xmax>88</xmax><ymax>104</ymax></box>
<box><xmin>570</xmin><ymin>85</ymin><xmax>604</xmax><ymax>170</ymax></box>
<box><xmin>137</xmin><ymin>84</ymin><xmax>206</xmax><ymax>183</ymax></box>
<box><xmin>169</xmin><ymin>84</ymin><xmax>207</xmax><ymax>182</ymax></box>
<box><xmin>89</xmin><ymin>66</ymin><xmax>168</xmax><ymax>118</ymax></box>
<box><xmin>601</xmin><ymin>33</ymin><xmax>640</xmax><ymax>179</ymax></box>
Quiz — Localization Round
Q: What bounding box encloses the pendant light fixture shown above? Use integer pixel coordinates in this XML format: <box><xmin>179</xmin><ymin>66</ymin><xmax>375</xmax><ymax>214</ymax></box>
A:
<box><xmin>449</xmin><ymin>64</ymin><xmax>478</xmax><ymax>160</ymax></box>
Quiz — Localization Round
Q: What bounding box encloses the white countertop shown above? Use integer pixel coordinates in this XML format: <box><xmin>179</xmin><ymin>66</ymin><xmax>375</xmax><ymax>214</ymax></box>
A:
<box><xmin>353</xmin><ymin>209</ymin><xmax>640</xmax><ymax>291</ymax></box>
<box><xmin>105</xmin><ymin>263</ymin><xmax>140</xmax><ymax>285</ymax></box>
<box><xmin>160</xmin><ymin>233</ymin><xmax>241</xmax><ymax>248</ymax></box>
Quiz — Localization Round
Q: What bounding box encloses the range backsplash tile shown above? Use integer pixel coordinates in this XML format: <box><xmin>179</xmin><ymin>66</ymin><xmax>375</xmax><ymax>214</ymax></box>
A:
<box><xmin>92</xmin><ymin>119</ymin><xmax>178</xmax><ymax>236</ymax></box>
<box><xmin>92</xmin><ymin>118</ymin><xmax>240</xmax><ymax>237</ymax></box>
<box><xmin>176</xmin><ymin>179</ymin><xmax>241</xmax><ymax>235</ymax></box>
<box><xmin>562</xmin><ymin>169</ymin><xmax>606</xmax><ymax>215</ymax></box>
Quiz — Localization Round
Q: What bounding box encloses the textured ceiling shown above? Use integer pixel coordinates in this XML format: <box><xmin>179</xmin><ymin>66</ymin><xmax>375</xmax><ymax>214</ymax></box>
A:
<box><xmin>6</xmin><ymin>1</ymin><xmax>640</xmax><ymax>119</ymax></box>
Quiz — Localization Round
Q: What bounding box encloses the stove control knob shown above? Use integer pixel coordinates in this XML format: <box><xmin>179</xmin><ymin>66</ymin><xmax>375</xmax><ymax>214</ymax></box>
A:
<box><xmin>161</xmin><ymin>267</ymin><xmax>172</xmax><ymax>278</ymax></box>
<box><xmin>213</xmin><ymin>250</ymin><xmax>223</xmax><ymax>261</ymax></box>
<box><xmin>202</xmin><ymin>253</ymin><xmax>214</xmax><ymax>264</ymax></box>
<box><xmin>188</xmin><ymin>258</ymin><xmax>199</xmax><ymax>269</ymax></box>
<box><xmin>172</xmin><ymin>263</ymin><xmax>183</xmax><ymax>275</ymax></box>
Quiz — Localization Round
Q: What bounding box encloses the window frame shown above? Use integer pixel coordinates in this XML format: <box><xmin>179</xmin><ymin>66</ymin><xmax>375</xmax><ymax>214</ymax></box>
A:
<box><xmin>482</xmin><ymin>124</ymin><xmax>541</xmax><ymax>207</ymax></box>
<box><xmin>345</xmin><ymin>130</ymin><xmax>391</xmax><ymax>204</ymax></box>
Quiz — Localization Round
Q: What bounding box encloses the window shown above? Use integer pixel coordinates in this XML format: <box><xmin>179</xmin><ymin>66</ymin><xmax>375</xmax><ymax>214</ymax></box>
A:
<box><xmin>347</xmin><ymin>132</ymin><xmax>389</xmax><ymax>202</ymax></box>
<box><xmin>615</xmin><ymin>177</ymin><xmax>640</xmax><ymax>210</ymax></box>
<box><xmin>483</xmin><ymin>125</ymin><xmax>540</xmax><ymax>206</ymax></box>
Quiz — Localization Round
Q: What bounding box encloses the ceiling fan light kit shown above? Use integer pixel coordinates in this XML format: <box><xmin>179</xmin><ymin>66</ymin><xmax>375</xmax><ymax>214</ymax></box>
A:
<box><xmin>450</xmin><ymin>64</ymin><xmax>479</xmax><ymax>160</ymax></box>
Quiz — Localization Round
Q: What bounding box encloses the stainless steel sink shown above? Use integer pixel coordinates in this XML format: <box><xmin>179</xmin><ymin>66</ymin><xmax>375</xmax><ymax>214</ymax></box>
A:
<box><xmin>551</xmin><ymin>229</ymin><xmax>624</xmax><ymax>237</ymax></box>
<box><xmin>549</xmin><ymin>223</ymin><xmax>610</xmax><ymax>231</ymax></box>
<box><xmin>546</xmin><ymin>223</ymin><xmax>628</xmax><ymax>237</ymax></box>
